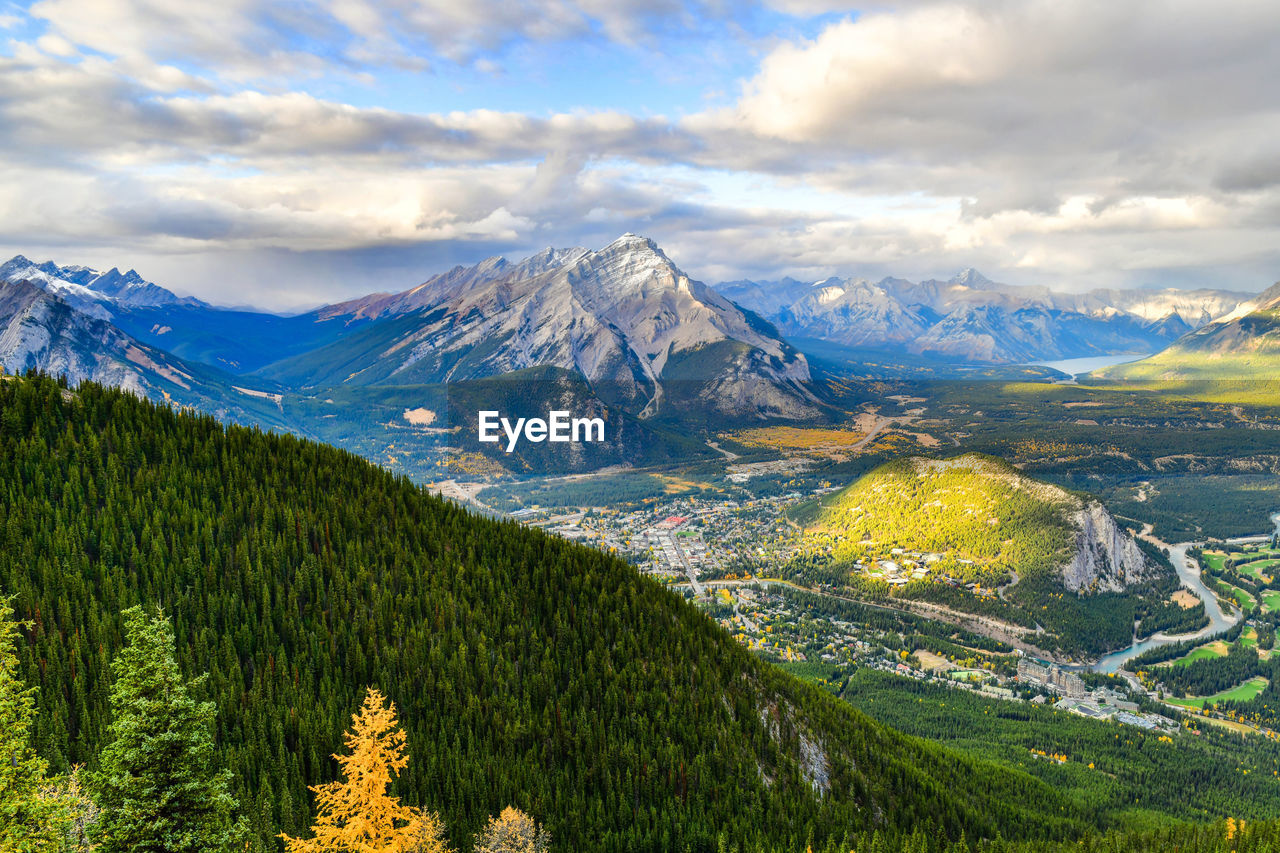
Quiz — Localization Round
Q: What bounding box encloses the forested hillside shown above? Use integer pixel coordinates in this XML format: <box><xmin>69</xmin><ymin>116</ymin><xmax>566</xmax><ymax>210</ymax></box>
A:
<box><xmin>790</xmin><ymin>455</ymin><xmax>1182</xmax><ymax>655</ymax></box>
<box><xmin>0</xmin><ymin>371</ymin><xmax>1095</xmax><ymax>851</ymax></box>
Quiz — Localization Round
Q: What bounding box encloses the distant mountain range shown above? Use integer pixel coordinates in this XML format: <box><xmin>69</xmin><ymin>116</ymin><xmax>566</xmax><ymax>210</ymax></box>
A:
<box><xmin>0</xmin><ymin>254</ymin><xmax>203</xmax><ymax>316</ymax></box>
<box><xmin>3</xmin><ymin>238</ymin><xmax>1275</xmax><ymax>478</ymax></box>
<box><xmin>719</xmin><ymin>269</ymin><xmax>1251</xmax><ymax>364</ymax></box>
<box><xmin>0</xmin><ymin>236</ymin><xmax>826</xmax><ymax>478</ymax></box>
<box><xmin>1097</xmin><ymin>281</ymin><xmax>1280</xmax><ymax>381</ymax></box>
<box><xmin>0</xmin><ymin>269</ymin><xmax>289</xmax><ymax>428</ymax></box>
<box><xmin>1</xmin><ymin>237</ymin><xmax>816</xmax><ymax>421</ymax></box>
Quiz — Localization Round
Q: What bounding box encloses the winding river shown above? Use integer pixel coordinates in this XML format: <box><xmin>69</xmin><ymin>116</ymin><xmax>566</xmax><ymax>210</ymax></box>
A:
<box><xmin>1090</xmin><ymin>513</ymin><xmax>1280</xmax><ymax>673</ymax></box>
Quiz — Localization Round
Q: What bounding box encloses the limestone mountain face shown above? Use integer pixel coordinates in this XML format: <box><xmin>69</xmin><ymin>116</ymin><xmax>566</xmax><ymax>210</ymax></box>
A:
<box><xmin>263</xmin><ymin>234</ymin><xmax>820</xmax><ymax>420</ymax></box>
<box><xmin>0</xmin><ymin>277</ymin><xmax>186</xmax><ymax>395</ymax></box>
<box><xmin>316</xmin><ymin>247</ymin><xmax>591</xmax><ymax>324</ymax></box>
<box><xmin>1064</xmin><ymin>501</ymin><xmax>1155</xmax><ymax>593</ymax></box>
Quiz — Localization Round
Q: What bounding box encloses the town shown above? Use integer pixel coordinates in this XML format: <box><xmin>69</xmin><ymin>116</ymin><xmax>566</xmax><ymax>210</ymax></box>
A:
<box><xmin>506</xmin><ymin>489</ymin><xmax>1250</xmax><ymax>738</ymax></box>
<box><xmin>511</xmin><ymin>490</ymin><xmax>812</xmax><ymax>587</ymax></box>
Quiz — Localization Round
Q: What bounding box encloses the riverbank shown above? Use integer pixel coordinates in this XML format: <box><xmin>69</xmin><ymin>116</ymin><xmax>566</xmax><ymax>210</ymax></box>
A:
<box><xmin>1092</xmin><ymin>530</ymin><xmax>1242</xmax><ymax>673</ymax></box>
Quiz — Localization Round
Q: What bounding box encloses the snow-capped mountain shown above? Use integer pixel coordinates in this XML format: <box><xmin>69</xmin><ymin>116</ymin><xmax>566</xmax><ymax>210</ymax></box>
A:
<box><xmin>263</xmin><ymin>234</ymin><xmax>820</xmax><ymax>420</ymax></box>
<box><xmin>719</xmin><ymin>270</ymin><xmax>1253</xmax><ymax>364</ymax></box>
<box><xmin>1098</xmin><ymin>282</ymin><xmax>1280</xmax><ymax>381</ymax></box>
<box><xmin>317</xmin><ymin>247</ymin><xmax>591</xmax><ymax>324</ymax></box>
<box><xmin>776</xmin><ymin>277</ymin><xmax>931</xmax><ymax>348</ymax></box>
<box><xmin>0</xmin><ymin>254</ymin><xmax>203</xmax><ymax>314</ymax></box>
<box><xmin>0</xmin><ymin>276</ymin><xmax>287</xmax><ymax>427</ymax></box>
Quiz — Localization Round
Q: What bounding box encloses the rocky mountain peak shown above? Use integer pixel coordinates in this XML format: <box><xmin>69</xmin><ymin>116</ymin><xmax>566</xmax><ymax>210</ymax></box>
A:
<box><xmin>572</xmin><ymin>233</ymin><xmax>694</xmax><ymax>300</ymax></box>
<box><xmin>509</xmin><ymin>246</ymin><xmax>589</xmax><ymax>280</ymax></box>
<box><xmin>950</xmin><ymin>268</ymin><xmax>996</xmax><ymax>289</ymax></box>
<box><xmin>1</xmin><ymin>254</ymin><xmax>34</xmax><ymax>270</ymax></box>
<box><xmin>1253</xmin><ymin>281</ymin><xmax>1280</xmax><ymax>310</ymax></box>
<box><xmin>607</xmin><ymin>232</ymin><xmax>663</xmax><ymax>254</ymax></box>
<box><xmin>0</xmin><ymin>254</ymin><xmax>191</xmax><ymax>309</ymax></box>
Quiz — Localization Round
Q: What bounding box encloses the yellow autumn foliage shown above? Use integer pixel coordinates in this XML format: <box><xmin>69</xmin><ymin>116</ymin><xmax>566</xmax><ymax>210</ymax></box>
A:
<box><xmin>282</xmin><ymin>687</ymin><xmax>452</xmax><ymax>853</ymax></box>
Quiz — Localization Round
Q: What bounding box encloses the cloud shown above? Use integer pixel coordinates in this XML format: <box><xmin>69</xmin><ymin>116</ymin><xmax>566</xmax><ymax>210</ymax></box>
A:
<box><xmin>26</xmin><ymin>0</ymin><xmax>753</xmax><ymax>78</ymax></box>
<box><xmin>0</xmin><ymin>51</ymin><xmax>701</xmax><ymax>167</ymax></box>
<box><xmin>718</xmin><ymin>0</ymin><xmax>1280</xmax><ymax>199</ymax></box>
<box><xmin>2</xmin><ymin>0</ymin><xmax>1280</xmax><ymax>304</ymax></box>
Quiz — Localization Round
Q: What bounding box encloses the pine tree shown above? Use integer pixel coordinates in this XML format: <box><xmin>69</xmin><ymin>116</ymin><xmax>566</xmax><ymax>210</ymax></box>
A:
<box><xmin>87</xmin><ymin>606</ymin><xmax>244</xmax><ymax>853</ymax></box>
<box><xmin>283</xmin><ymin>687</ymin><xmax>447</xmax><ymax>853</ymax></box>
<box><xmin>0</xmin><ymin>595</ymin><xmax>63</xmax><ymax>852</ymax></box>
<box><xmin>472</xmin><ymin>807</ymin><xmax>551</xmax><ymax>853</ymax></box>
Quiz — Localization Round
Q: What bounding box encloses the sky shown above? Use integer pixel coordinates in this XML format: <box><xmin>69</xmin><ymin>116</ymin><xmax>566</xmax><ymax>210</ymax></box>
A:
<box><xmin>1</xmin><ymin>0</ymin><xmax>1279</xmax><ymax>311</ymax></box>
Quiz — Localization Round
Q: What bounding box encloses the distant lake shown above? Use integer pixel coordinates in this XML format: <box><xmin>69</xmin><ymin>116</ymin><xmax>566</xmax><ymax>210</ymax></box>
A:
<box><xmin>1031</xmin><ymin>353</ymin><xmax>1152</xmax><ymax>377</ymax></box>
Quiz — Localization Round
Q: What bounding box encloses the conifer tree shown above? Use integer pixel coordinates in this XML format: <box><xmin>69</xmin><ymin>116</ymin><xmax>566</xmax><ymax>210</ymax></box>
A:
<box><xmin>87</xmin><ymin>606</ymin><xmax>244</xmax><ymax>853</ymax></box>
<box><xmin>283</xmin><ymin>687</ymin><xmax>448</xmax><ymax>853</ymax></box>
<box><xmin>472</xmin><ymin>807</ymin><xmax>551</xmax><ymax>853</ymax></box>
<box><xmin>0</xmin><ymin>595</ymin><xmax>63</xmax><ymax>852</ymax></box>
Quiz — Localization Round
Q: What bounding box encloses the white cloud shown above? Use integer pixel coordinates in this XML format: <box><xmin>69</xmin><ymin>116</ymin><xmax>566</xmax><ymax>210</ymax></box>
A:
<box><xmin>2</xmin><ymin>0</ymin><xmax>1280</xmax><ymax>302</ymax></box>
<box><xmin>26</xmin><ymin>0</ymin><xmax>744</xmax><ymax>79</ymax></box>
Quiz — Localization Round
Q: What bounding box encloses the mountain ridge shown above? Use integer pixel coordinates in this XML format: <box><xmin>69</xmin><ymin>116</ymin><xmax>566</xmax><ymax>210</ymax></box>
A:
<box><xmin>260</xmin><ymin>233</ymin><xmax>821</xmax><ymax>421</ymax></box>
<box><xmin>0</xmin><ymin>276</ymin><xmax>290</xmax><ymax>429</ymax></box>
<box><xmin>1096</xmin><ymin>280</ymin><xmax>1280</xmax><ymax>380</ymax></box>
<box><xmin>0</xmin><ymin>253</ymin><xmax>204</xmax><ymax>313</ymax></box>
<box><xmin>0</xmin><ymin>372</ymin><xmax>1092</xmax><ymax>851</ymax></box>
<box><xmin>719</xmin><ymin>270</ymin><xmax>1254</xmax><ymax>364</ymax></box>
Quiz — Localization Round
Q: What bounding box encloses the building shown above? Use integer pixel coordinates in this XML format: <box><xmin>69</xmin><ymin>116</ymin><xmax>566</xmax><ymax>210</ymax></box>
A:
<box><xmin>1017</xmin><ymin>658</ymin><xmax>1087</xmax><ymax>699</ymax></box>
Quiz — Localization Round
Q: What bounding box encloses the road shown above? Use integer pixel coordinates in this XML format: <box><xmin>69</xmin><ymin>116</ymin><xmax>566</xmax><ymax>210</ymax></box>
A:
<box><xmin>673</xmin><ymin>577</ymin><xmax>1062</xmax><ymax>659</ymax></box>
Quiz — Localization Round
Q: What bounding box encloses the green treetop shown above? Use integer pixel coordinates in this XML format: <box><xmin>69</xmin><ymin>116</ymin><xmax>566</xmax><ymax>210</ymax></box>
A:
<box><xmin>87</xmin><ymin>606</ymin><xmax>245</xmax><ymax>853</ymax></box>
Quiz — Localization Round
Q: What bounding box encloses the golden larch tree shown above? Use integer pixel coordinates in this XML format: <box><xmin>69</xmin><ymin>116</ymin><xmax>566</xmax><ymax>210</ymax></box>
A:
<box><xmin>282</xmin><ymin>687</ymin><xmax>451</xmax><ymax>853</ymax></box>
<box><xmin>472</xmin><ymin>806</ymin><xmax>550</xmax><ymax>853</ymax></box>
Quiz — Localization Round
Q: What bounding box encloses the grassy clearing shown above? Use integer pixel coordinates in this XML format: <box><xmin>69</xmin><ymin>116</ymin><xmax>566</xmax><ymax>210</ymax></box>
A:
<box><xmin>1239</xmin><ymin>564</ymin><xmax>1270</xmax><ymax>581</ymax></box>
<box><xmin>1234</xmin><ymin>586</ymin><xmax>1258</xmax><ymax>613</ymax></box>
<box><xmin>912</xmin><ymin>650</ymin><xmax>952</xmax><ymax>672</ymax></box>
<box><xmin>728</xmin><ymin>426</ymin><xmax>867</xmax><ymax>452</ymax></box>
<box><xmin>1168</xmin><ymin>641</ymin><xmax>1229</xmax><ymax>667</ymax></box>
<box><xmin>1201</xmin><ymin>552</ymin><xmax>1229</xmax><ymax>572</ymax></box>
<box><xmin>1198</xmin><ymin>715</ymin><xmax>1259</xmax><ymax>735</ymax></box>
<box><xmin>1240</xmin><ymin>557</ymin><xmax>1280</xmax><ymax>577</ymax></box>
<box><xmin>1167</xmin><ymin>676</ymin><xmax>1269</xmax><ymax>709</ymax></box>
<box><xmin>1262</xmin><ymin>590</ymin><xmax>1280</xmax><ymax>614</ymax></box>
<box><xmin>1215</xmin><ymin>581</ymin><xmax>1257</xmax><ymax>613</ymax></box>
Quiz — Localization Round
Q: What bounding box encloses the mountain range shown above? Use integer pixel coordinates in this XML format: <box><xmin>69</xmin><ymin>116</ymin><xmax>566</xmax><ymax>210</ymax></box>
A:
<box><xmin>0</xmin><ymin>269</ymin><xmax>290</xmax><ymax>429</ymax></box>
<box><xmin>1097</xmin><ymin>281</ymin><xmax>1280</xmax><ymax>381</ymax></box>
<box><xmin>2</xmin><ymin>237</ymin><xmax>1276</xmax><ymax>478</ymax></box>
<box><xmin>2</xmin><ymin>237</ymin><xmax>818</xmax><ymax>423</ymax></box>
<box><xmin>719</xmin><ymin>269</ymin><xmax>1252</xmax><ymax>364</ymax></box>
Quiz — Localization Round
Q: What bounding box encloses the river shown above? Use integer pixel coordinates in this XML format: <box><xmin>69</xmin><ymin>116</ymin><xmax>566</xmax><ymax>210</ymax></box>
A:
<box><xmin>1088</xmin><ymin>516</ymin><xmax>1280</xmax><ymax>673</ymax></box>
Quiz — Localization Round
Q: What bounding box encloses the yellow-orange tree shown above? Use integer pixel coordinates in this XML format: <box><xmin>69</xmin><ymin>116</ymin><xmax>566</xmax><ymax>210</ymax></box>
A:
<box><xmin>282</xmin><ymin>688</ymin><xmax>450</xmax><ymax>853</ymax></box>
